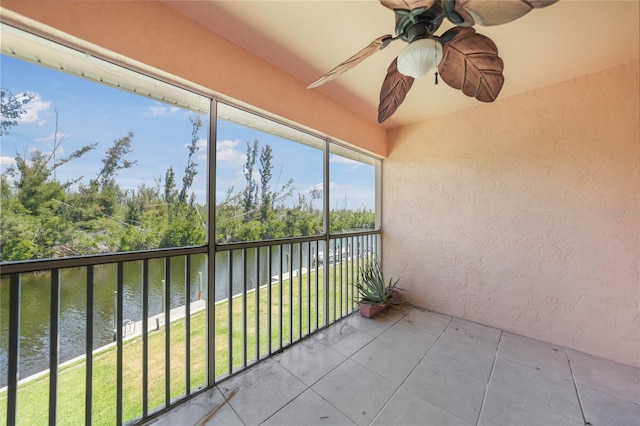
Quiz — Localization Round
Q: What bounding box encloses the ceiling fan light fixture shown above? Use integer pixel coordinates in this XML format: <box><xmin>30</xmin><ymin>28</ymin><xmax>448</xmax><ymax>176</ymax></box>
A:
<box><xmin>396</xmin><ymin>38</ymin><xmax>443</xmax><ymax>79</ymax></box>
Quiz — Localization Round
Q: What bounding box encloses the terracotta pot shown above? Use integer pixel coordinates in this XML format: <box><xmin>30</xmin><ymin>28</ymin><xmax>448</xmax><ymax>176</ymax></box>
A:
<box><xmin>358</xmin><ymin>302</ymin><xmax>386</xmax><ymax>318</ymax></box>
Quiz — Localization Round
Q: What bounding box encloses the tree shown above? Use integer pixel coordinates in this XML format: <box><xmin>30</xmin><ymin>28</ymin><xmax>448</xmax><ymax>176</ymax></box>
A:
<box><xmin>0</xmin><ymin>89</ymin><xmax>35</xmax><ymax>136</ymax></box>
<box><xmin>178</xmin><ymin>116</ymin><xmax>202</xmax><ymax>204</ymax></box>
<box><xmin>242</xmin><ymin>140</ymin><xmax>259</xmax><ymax>220</ymax></box>
<box><xmin>11</xmin><ymin>150</ymin><xmax>64</xmax><ymax>215</ymax></box>
<box><xmin>91</xmin><ymin>132</ymin><xmax>136</xmax><ymax>191</ymax></box>
<box><xmin>164</xmin><ymin>166</ymin><xmax>178</xmax><ymax>204</ymax></box>
<box><xmin>259</xmin><ymin>144</ymin><xmax>273</xmax><ymax>222</ymax></box>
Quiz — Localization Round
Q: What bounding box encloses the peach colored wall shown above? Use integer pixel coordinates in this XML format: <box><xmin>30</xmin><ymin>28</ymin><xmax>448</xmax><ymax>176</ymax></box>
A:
<box><xmin>384</xmin><ymin>61</ymin><xmax>640</xmax><ymax>367</ymax></box>
<box><xmin>0</xmin><ymin>0</ymin><xmax>386</xmax><ymax>157</ymax></box>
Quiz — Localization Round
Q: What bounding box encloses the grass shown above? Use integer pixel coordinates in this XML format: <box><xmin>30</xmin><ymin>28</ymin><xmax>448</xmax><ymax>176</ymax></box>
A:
<box><xmin>0</xmin><ymin>263</ymin><xmax>359</xmax><ymax>425</ymax></box>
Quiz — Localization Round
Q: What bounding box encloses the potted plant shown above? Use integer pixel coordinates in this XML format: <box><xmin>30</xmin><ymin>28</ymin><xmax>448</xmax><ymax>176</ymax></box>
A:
<box><xmin>355</xmin><ymin>259</ymin><xmax>401</xmax><ymax>318</ymax></box>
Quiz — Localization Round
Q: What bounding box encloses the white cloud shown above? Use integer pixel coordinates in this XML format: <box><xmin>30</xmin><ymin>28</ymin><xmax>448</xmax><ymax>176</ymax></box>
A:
<box><xmin>185</xmin><ymin>137</ymin><xmax>207</xmax><ymax>154</ymax></box>
<box><xmin>0</xmin><ymin>156</ymin><xmax>16</xmax><ymax>167</ymax></box>
<box><xmin>216</xmin><ymin>139</ymin><xmax>245</xmax><ymax>167</ymax></box>
<box><xmin>16</xmin><ymin>93</ymin><xmax>51</xmax><ymax>124</ymax></box>
<box><xmin>196</xmin><ymin>138</ymin><xmax>207</xmax><ymax>150</ymax></box>
<box><xmin>300</xmin><ymin>183</ymin><xmax>324</xmax><ymax>201</ymax></box>
<box><xmin>147</xmin><ymin>102</ymin><xmax>181</xmax><ymax>117</ymax></box>
<box><xmin>330</xmin><ymin>155</ymin><xmax>361</xmax><ymax>172</ymax></box>
<box><xmin>330</xmin><ymin>155</ymin><xmax>360</xmax><ymax>166</ymax></box>
<box><xmin>218</xmin><ymin>139</ymin><xmax>239</xmax><ymax>150</ymax></box>
<box><xmin>148</xmin><ymin>104</ymin><xmax>168</xmax><ymax>116</ymax></box>
<box><xmin>1</xmin><ymin>174</ymin><xmax>16</xmax><ymax>185</ymax></box>
<box><xmin>34</xmin><ymin>132</ymin><xmax>68</xmax><ymax>143</ymax></box>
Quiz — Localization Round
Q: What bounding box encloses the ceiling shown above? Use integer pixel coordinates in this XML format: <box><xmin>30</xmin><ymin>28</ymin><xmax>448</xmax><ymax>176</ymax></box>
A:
<box><xmin>164</xmin><ymin>0</ymin><xmax>640</xmax><ymax>129</ymax></box>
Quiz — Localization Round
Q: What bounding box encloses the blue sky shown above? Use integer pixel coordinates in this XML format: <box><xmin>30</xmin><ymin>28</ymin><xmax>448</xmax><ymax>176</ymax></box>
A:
<box><xmin>0</xmin><ymin>54</ymin><xmax>375</xmax><ymax>210</ymax></box>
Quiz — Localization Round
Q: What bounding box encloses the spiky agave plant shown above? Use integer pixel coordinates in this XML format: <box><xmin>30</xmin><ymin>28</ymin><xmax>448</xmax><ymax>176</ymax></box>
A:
<box><xmin>355</xmin><ymin>259</ymin><xmax>401</xmax><ymax>305</ymax></box>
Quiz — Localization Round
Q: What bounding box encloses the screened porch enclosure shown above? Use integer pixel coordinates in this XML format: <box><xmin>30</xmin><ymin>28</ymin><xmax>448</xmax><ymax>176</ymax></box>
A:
<box><xmin>0</xmin><ymin>22</ymin><xmax>382</xmax><ymax>425</ymax></box>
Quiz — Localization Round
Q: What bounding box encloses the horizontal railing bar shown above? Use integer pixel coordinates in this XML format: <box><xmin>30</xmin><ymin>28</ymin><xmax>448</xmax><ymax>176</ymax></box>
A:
<box><xmin>0</xmin><ymin>231</ymin><xmax>380</xmax><ymax>275</ymax></box>
<box><xmin>0</xmin><ymin>245</ymin><xmax>207</xmax><ymax>274</ymax></box>
<box><xmin>215</xmin><ymin>230</ymin><xmax>380</xmax><ymax>252</ymax></box>
<box><xmin>329</xmin><ymin>229</ymin><xmax>380</xmax><ymax>240</ymax></box>
<box><xmin>215</xmin><ymin>235</ymin><xmax>324</xmax><ymax>251</ymax></box>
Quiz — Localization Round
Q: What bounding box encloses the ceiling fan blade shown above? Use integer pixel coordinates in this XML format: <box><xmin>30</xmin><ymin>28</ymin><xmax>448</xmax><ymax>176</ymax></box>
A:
<box><xmin>452</xmin><ymin>0</ymin><xmax>558</xmax><ymax>26</ymax></box>
<box><xmin>378</xmin><ymin>58</ymin><xmax>415</xmax><ymax>123</ymax></box>
<box><xmin>379</xmin><ymin>0</ymin><xmax>435</xmax><ymax>11</ymax></box>
<box><xmin>438</xmin><ymin>27</ymin><xmax>504</xmax><ymax>102</ymax></box>
<box><xmin>307</xmin><ymin>35</ymin><xmax>392</xmax><ymax>89</ymax></box>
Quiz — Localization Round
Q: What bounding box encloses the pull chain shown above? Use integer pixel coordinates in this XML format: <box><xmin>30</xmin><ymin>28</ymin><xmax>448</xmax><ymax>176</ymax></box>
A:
<box><xmin>435</xmin><ymin>49</ymin><xmax>439</xmax><ymax>85</ymax></box>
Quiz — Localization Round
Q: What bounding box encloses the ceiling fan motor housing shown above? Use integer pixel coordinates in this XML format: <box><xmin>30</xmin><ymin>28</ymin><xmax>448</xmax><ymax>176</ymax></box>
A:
<box><xmin>394</xmin><ymin>2</ymin><xmax>445</xmax><ymax>43</ymax></box>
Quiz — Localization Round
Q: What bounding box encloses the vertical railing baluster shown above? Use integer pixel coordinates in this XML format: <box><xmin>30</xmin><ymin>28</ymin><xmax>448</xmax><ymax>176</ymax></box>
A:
<box><xmin>345</xmin><ymin>238</ymin><xmax>349</xmax><ymax>315</ymax></box>
<box><xmin>255</xmin><ymin>248</ymin><xmax>260</xmax><ymax>361</ymax></box>
<box><xmin>339</xmin><ymin>239</ymin><xmax>344</xmax><ymax>318</ymax></box>
<box><xmin>358</xmin><ymin>237</ymin><xmax>363</xmax><ymax>281</ymax></box>
<box><xmin>332</xmin><ymin>239</ymin><xmax>337</xmax><ymax>322</ymax></box>
<box><xmin>142</xmin><ymin>260</ymin><xmax>149</xmax><ymax>418</ymax></box>
<box><xmin>279</xmin><ymin>245</ymin><xmax>283</xmax><ymax>350</ymax></box>
<box><xmin>49</xmin><ymin>269</ymin><xmax>60</xmax><ymax>426</ymax></box>
<box><xmin>315</xmin><ymin>241</ymin><xmax>319</xmax><ymax>330</ymax></box>
<box><xmin>366</xmin><ymin>235</ymin><xmax>369</xmax><ymax>266</ymax></box>
<box><xmin>365</xmin><ymin>235</ymin><xmax>369</xmax><ymax>267</ymax></box>
<box><xmin>7</xmin><ymin>274</ymin><xmax>20</xmax><ymax>426</ymax></box>
<box><xmin>306</xmin><ymin>242</ymin><xmax>311</xmax><ymax>335</ymax></box>
<box><xmin>350</xmin><ymin>237</ymin><xmax>355</xmax><ymax>312</ymax></box>
<box><xmin>288</xmin><ymin>244</ymin><xmax>293</xmax><ymax>345</ymax></box>
<box><xmin>347</xmin><ymin>238</ymin><xmax>351</xmax><ymax>313</ymax></box>
<box><xmin>227</xmin><ymin>251</ymin><xmax>233</xmax><ymax>375</ymax></box>
<box><xmin>164</xmin><ymin>258</ymin><xmax>171</xmax><ymax>406</ymax></box>
<box><xmin>116</xmin><ymin>263</ymin><xmax>124</xmax><ymax>426</ymax></box>
<box><xmin>85</xmin><ymin>266</ymin><xmax>94</xmax><ymax>425</ymax></box>
<box><xmin>207</xmin><ymin>253</ymin><xmax>216</xmax><ymax>385</ymax></box>
<box><xmin>298</xmin><ymin>243</ymin><xmax>302</xmax><ymax>339</ymax></box>
<box><xmin>267</xmin><ymin>247</ymin><xmax>272</xmax><ymax>355</ymax></box>
<box><xmin>185</xmin><ymin>255</ymin><xmax>191</xmax><ymax>395</ymax></box>
<box><xmin>369</xmin><ymin>234</ymin><xmax>374</xmax><ymax>266</ymax></box>
<box><xmin>323</xmin><ymin>239</ymin><xmax>329</xmax><ymax>328</ymax></box>
<box><xmin>242</xmin><ymin>249</ymin><xmax>247</xmax><ymax>368</ymax></box>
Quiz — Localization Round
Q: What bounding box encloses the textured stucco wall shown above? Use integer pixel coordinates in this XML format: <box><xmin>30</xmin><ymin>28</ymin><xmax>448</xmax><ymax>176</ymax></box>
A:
<box><xmin>383</xmin><ymin>61</ymin><xmax>640</xmax><ymax>367</ymax></box>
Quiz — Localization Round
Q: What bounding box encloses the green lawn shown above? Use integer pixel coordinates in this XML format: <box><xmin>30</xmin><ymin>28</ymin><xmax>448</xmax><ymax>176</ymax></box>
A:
<box><xmin>0</xmin><ymin>263</ymin><xmax>358</xmax><ymax>425</ymax></box>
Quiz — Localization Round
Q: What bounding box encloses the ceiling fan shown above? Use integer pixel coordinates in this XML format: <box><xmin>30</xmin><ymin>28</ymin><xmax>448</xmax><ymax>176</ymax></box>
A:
<box><xmin>307</xmin><ymin>0</ymin><xmax>558</xmax><ymax>123</ymax></box>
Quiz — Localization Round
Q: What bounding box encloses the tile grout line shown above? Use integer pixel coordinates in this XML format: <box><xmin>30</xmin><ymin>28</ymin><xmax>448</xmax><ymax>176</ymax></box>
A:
<box><xmin>368</xmin><ymin>310</ymin><xmax>455</xmax><ymax>425</ymax></box>
<box><xmin>270</xmin><ymin>309</ymin><xmax>405</xmax><ymax>426</ymax></box>
<box><xmin>230</xmin><ymin>313</ymin><xmax>374</xmax><ymax>426</ymax></box>
<box><xmin>265</xmin><ymin>314</ymin><xmax>372</xmax><ymax>425</ymax></box>
<box><xmin>475</xmin><ymin>329</ymin><xmax>503</xmax><ymax>426</ymax></box>
<box><xmin>213</xmin><ymin>384</ymin><xmax>246</xmax><ymax>426</ymax></box>
<box><xmin>351</xmin><ymin>308</ymin><xmax>414</xmax><ymax>425</ymax></box>
<box><xmin>566</xmin><ymin>348</ymin><xmax>589</xmax><ymax>426</ymax></box>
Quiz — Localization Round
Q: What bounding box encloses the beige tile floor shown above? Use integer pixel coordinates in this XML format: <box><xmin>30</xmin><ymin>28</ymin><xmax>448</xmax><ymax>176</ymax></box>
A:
<box><xmin>147</xmin><ymin>306</ymin><xmax>640</xmax><ymax>426</ymax></box>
